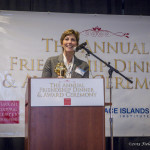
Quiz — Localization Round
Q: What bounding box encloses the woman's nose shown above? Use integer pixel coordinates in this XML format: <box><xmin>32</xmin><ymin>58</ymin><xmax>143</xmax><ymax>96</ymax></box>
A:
<box><xmin>68</xmin><ymin>39</ymin><xmax>72</xmax><ymax>43</ymax></box>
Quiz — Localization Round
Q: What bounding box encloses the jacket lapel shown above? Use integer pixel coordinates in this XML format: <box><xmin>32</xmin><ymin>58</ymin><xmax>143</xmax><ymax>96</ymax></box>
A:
<box><xmin>58</xmin><ymin>53</ymin><xmax>64</xmax><ymax>63</ymax></box>
<box><xmin>71</xmin><ymin>56</ymin><xmax>82</xmax><ymax>78</ymax></box>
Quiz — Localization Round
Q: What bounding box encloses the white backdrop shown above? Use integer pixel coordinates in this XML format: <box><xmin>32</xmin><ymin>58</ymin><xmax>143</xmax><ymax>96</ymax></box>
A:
<box><xmin>0</xmin><ymin>11</ymin><xmax>150</xmax><ymax>137</ymax></box>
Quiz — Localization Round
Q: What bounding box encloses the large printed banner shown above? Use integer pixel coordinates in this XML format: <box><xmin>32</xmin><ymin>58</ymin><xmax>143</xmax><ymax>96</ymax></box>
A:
<box><xmin>0</xmin><ymin>11</ymin><xmax>150</xmax><ymax>137</ymax></box>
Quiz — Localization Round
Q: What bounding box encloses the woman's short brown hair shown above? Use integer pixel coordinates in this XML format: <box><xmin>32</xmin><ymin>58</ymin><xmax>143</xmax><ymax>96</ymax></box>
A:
<box><xmin>60</xmin><ymin>29</ymin><xmax>80</xmax><ymax>45</ymax></box>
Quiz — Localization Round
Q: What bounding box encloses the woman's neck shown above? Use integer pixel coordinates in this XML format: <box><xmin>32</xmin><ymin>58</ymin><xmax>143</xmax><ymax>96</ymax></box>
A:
<box><xmin>64</xmin><ymin>51</ymin><xmax>74</xmax><ymax>64</ymax></box>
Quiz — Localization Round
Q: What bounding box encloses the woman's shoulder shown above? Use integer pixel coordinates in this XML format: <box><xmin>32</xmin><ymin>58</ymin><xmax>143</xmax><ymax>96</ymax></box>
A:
<box><xmin>74</xmin><ymin>55</ymin><xmax>89</xmax><ymax>68</ymax></box>
<box><xmin>74</xmin><ymin>55</ymin><xmax>88</xmax><ymax>63</ymax></box>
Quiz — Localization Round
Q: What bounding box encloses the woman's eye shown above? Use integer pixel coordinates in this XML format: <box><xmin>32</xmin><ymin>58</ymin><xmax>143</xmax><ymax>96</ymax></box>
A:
<box><xmin>71</xmin><ymin>38</ymin><xmax>76</xmax><ymax>41</ymax></box>
<box><xmin>64</xmin><ymin>37</ymin><xmax>76</xmax><ymax>42</ymax></box>
<box><xmin>64</xmin><ymin>38</ymin><xmax>69</xmax><ymax>41</ymax></box>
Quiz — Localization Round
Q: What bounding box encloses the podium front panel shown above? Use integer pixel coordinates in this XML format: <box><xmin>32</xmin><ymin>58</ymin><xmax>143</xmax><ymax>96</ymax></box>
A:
<box><xmin>25</xmin><ymin>78</ymin><xmax>105</xmax><ymax>150</ymax></box>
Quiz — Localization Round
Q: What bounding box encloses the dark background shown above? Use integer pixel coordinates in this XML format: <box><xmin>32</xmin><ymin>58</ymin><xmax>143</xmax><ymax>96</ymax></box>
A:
<box><xmin>0</xmin><ymin>0</ymin><xmax>150</xmax><ymax>15</ymax></box>
<box><xmin>0</xmin><ymin>0</ymin><xmax>150</xmax><ymax>150</ymax></box>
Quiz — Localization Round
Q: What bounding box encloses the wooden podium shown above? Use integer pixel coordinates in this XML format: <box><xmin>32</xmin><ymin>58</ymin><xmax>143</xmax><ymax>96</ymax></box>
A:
<box><xmin>25</xmin><ymin>78</ymin><xmax>105</xmax><ymax>150</ymax></box>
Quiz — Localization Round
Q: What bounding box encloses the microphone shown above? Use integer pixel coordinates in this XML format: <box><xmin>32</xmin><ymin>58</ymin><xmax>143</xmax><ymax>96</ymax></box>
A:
<box><xmin>74</xmin><ymin>42</ymin><xmax>87</xmax><ymax>52</ymax></box>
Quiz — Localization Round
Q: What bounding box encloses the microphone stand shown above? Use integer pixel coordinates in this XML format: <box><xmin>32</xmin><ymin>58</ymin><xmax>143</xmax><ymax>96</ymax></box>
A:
<box><xmin>82</xmin><ymin>47</ymin><xmax>133</xmax><ymax>150</ymax></box>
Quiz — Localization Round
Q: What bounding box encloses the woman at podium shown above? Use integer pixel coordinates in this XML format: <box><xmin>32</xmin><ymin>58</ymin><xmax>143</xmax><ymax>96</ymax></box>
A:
<box><xmin>42</xmin><ymin>29</ymin><xmax>89</xmax><ymax>78</ymax></box>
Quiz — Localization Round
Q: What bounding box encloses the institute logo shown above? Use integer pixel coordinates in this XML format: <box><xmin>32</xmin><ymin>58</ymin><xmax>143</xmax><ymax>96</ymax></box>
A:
<box><xmin>105</xmin><ymin>107</ymin><xmax>150</xmax><ymax>119</ymax></box>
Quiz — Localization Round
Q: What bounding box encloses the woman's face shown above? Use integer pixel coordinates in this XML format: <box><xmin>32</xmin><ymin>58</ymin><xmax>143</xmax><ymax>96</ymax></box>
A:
<box><xmin>62</xmin><ymin>34</ymin><xmax>77</xmax><ymax>52</ymax></box>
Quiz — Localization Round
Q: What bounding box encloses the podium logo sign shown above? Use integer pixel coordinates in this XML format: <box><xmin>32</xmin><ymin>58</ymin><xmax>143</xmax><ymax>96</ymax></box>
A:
<box><xmin>64</xmin><ymin>98</ymin><xmax>71</xmax><ymax>105</ymax></box>
<box><xmin>31</xmin><ymin>78</ymin><xmax>104</xmax><ymax>106</ymax></box>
